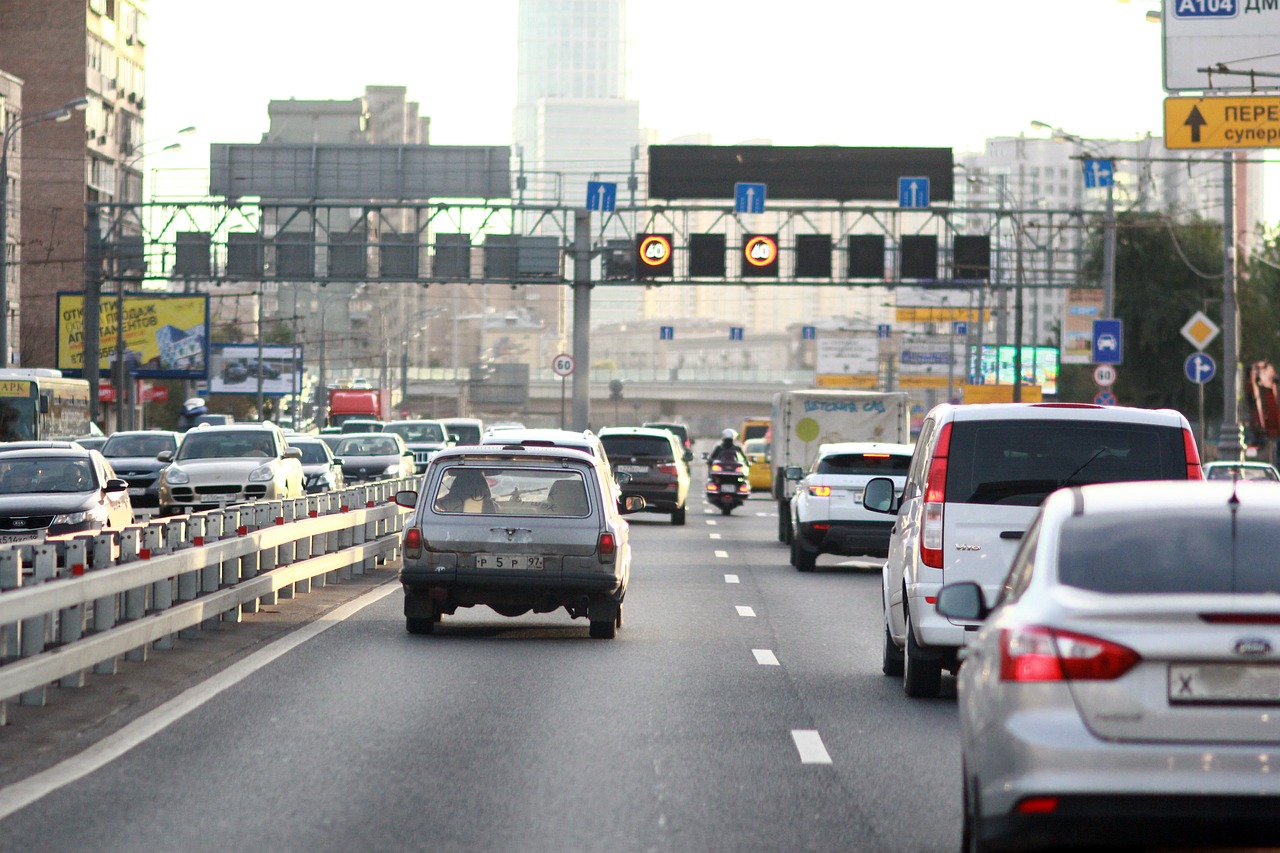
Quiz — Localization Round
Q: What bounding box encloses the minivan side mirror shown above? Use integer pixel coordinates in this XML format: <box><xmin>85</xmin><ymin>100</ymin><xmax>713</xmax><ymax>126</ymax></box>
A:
<box><xmin>936</xmin><ymin>582</ymin><xmax>990</xmax><ymax>622</ymax></box>
<box><xmin>784</xmin><ymin>466</ymin><xmax>804</xmax><ymax>482</ymax></box>
<box><xmin>862</xmin><ymin>477</ymin><xmax>899</xmax><ymax>514</ymax></box>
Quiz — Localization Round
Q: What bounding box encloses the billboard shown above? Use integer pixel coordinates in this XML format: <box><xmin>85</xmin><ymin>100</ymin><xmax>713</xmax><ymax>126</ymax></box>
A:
<box><xmin>1061</xmin><ymin>288</ymin><xmax>1103</xmax><ymax>365</ymax></box>
<box><xmin>208</xmin><ymin>344</ymin><xmax>303</xmax><ymax>397</ymax></box>
<box><xmin>969</xmin><ymin>345</ymin><xmax>1060</xmax><ymax>396</ymax></box>
<box><xmin>58</xmin><ymin>293</ymin><xmax>210</xmax><ymax>379</ymax></box>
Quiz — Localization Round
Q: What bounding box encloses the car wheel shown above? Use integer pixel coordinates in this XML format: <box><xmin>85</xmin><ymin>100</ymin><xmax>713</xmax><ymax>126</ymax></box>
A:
<box><xmin>589</xmin><ymin>617</ymin><xmax>617</xmax><ymax>639</ymax></box>
<box><xmin>720</xmin><ymin>504</ymin><xmax>732</xmax><ymax>516</ymax></box>
<box><xmin>406</xmin><ymin>616</ymin><xmax>436</xmax><ymax>635</ymax></box>
<box><xmin>903</xmin><ymin>610</ymin><xmax>942</xmax><ymax>698</ymax></box>
<box><xmin>672</xmin><ymin>504</ymin><xmax>686</xmax><ymax>526</ymax></box>
<box><xmin>615</xmin><ymin>602</ymin><xmax>624</xmax><ymax>630</ymax></box>
<box><xmin>881</xmin><ymin>623</ymin><xmax>904</xmax><ymax>676</ymax></box>
<box><xmin>780</xmin><ymin>501</ymin><xmax>793</xmax><ymax>544</ymax></box>
<box><xmin>962</xmin><ymin>766</ymin><xmax>985</xmax><ymax>853</ymax></box>
<box><xmin>777</xmin><ymin>506</ymin><xmax>787</xmax><ymax>542</ymax></box>
<box><xmin>794</xmin><ymin>537</ymin><xmax>817</xmax><ymax>572</ymax></box>
<box><xmin>788</xmin><ymin>533</ymin><xmax>797</xmax><ymax>566</ymax></box>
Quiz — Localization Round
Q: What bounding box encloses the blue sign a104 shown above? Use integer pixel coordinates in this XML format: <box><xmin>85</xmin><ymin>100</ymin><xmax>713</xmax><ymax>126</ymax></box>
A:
<box><xmin>1173</xmin><ymin>0</ymin><xmax>1238</xmax><ymax>18</ymax></box>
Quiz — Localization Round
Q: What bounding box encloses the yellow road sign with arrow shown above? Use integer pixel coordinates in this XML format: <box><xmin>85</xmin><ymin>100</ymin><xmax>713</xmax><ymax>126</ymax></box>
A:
<box><xmin>1164</xmin><ymin>96</ymin><xmax>1280</xmax><ymax>150</ymax></box>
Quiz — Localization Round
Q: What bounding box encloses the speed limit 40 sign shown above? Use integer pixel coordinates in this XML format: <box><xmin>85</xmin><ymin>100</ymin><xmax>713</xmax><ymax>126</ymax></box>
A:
<box><xmin>552</xmin><ymin>353</ymin><xmax>575</xmax><ymax>377</ymax></box>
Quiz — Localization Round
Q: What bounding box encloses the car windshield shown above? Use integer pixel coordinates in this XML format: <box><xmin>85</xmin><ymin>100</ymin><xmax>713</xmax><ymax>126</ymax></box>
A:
<box><xmin>102</xmin><ymin>434</ymin><xmax>176</xmax><ymax>458</ymax></box>
<box><xmin>945</xmin><ymin>420</ymin><xmax>1186</xmax><ymax>506</ymax></box>
<box><xmin>815</xmin><ymin>452</ymin><xmax>910</xmax><ymax>475</ymax></box>
<box><xmin>177</xmin><ymin>432</ymin><xmax>276</xmax><ymax>460</ymax></box>
<box><xmin>432</xmin><ymin>466</ymin><xmax>590</xmax><ymax>517</ymax></box>
<box><xmin>1206</xmin><ymin>464</ymin><xmax>1279</xmax><ymax>481</ymax></box>
<box><xmin>601</xmin><ymin>435</ymin><xmax>672</xmax><ymax>459</ymax></box>
<box><xmin>338</xmin><ymin>437</ymin><xmax>400</xmax><ymax>456</ymax></box>
<box><xmin>1058</xmin><ymin>509</ymin><xmax>1280</xmax><ymax>594</ymax></box>
<box><xmin>290</xmin><ymin>443</ymin><xmax>331</xmax><ymax>464</ymax></box>
<box><xmin>385</xmin><ymin>422</ymin><xmax>445</xmax><ymax>442</ymax></box>
<box><xmin>0</xmin><ymin>457</ymin><xmax>95</xmax><ymax>494</ymax></box>
<box><xmin>447</xmin><ymin>424</ymin><xmax>482</xmax><ymax>444</ymax></box>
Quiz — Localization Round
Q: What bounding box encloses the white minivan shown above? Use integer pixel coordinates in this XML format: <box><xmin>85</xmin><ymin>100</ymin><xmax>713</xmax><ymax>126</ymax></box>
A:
<box><xmin>862</xmin><ymin>402</ymin><xmax>1203</xmax><ymax>698</ymax></box>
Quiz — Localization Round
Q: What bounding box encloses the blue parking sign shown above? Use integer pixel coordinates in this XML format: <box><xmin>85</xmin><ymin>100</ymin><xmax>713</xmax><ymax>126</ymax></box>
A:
<box><xmin>1092</xmin><ymin>319</ymin><xmax>1122</xmax><ymax>365</ymax></box>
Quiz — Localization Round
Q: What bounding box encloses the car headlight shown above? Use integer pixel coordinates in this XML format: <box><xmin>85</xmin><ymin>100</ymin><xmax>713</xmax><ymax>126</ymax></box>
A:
<box><xmin>383</xmin><ymin>463</ymin><xmax>402</xmax><ymax>476</ymax></box>
<box><xmin>165</xmin><ymin>467</ymin><xmax>190</xmax><ymax>485</ymax></box>
<box><xmin>248</xmin><ymin>465</ymin><xmax>276</xmax><ymax>482</ymax></box>
<box><xmin>52</xmin><ymin>508</ymin><xmax>105</xmax><ymax>526</ymax></box>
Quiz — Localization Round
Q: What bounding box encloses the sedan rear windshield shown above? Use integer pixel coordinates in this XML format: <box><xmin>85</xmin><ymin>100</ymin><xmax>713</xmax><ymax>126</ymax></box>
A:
<box><xmin>338</xmin><ymin>437</ymin><xmax>400</xmax><ymax>457</ymax></box>
<box><xmin>290</xmin><ymin>443</ymin><xmax>330</xmax><ymax>464</ymax></box>
<box><xmin>816</xmin><ymin>453</ymin><xmax>910</xmax><ymax>476</ymax></box>
<box><xmin>945</xmin><ymin>420</ymin><xmax>1186</xmax><ymax>506</ymax></box>
<box><xmin>385</xmin><ymin>422</ymin><xmax>445</xmax><ymax>442</ymax></box>
<box><xmin>1058</xmin><ymin>510</ymin><xmax>1280</xmax><ymax>594</ymax></box>
<box><xmin>103</xmin><ymin>434</ymin><xmax>176</xmax><ymax>458</ymax></box>
<box><xmin>432</xmin><ymin>466</ymin><xmax>592</xmax><ymax>517</ymax></box>
<box><xmin>600</xmin><ymin>436</ymin><xmax>673</xmax><ymax>459</ymax></box>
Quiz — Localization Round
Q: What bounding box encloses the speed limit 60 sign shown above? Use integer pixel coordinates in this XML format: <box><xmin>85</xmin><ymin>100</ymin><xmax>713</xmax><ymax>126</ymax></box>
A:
<box><xmin>552</xmin><ymin>353</ymin><xmax>575</xmax><ymax>377</ymax></box>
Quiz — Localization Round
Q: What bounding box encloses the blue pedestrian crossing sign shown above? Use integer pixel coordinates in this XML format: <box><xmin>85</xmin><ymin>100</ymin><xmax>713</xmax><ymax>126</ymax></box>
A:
<box><xmin>1082</xmin><ymin>159</ymin><xmax>1115</xmax><ymax>189</ymax></box>
<box><xmin>801</xmin><ymin>325</ymin><xmax>816</xmax><ymax>340</ymax></box>
<box><xmin>659</xmin><ymin>325</ymin><xmax>674</xmax><ymax>341</ymax></box>
<box><xmin>1092</xmin><ymin>319</ymin><xmax>1123</xmax><ymax>365</ymax></box>
<box><xmin>734</xmin><ymin>182</ymin><xmax>766</xmax><ymax>214</ymax></box>
<box><xmin>898</xmin><ymin>177</ymin><xmax>930</xmax><ymax>209</ymax></box>
<box><xmin>586</xmin><ymin>181</ymin><xmax>617</xmax><ymax>212</ymax></box>
<box><xmin>1184</xmin><ymin>352</ymin><xmax>1216</xmax><ymax>385</ymax></box>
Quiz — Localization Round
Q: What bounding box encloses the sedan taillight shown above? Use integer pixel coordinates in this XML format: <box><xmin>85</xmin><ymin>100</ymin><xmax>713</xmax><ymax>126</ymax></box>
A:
<box><xmin>403</xmin><ymin>527</ymin><xmax>424</xmax><ymax>560</ymax></box>
<box><xmin>999</xmin><ymin>625</ymin><xmax>1140</xmax><ymax>682</ymax></box>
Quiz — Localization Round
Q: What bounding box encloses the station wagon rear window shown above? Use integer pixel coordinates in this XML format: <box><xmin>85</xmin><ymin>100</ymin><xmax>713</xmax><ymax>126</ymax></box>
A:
<box><xmin>945</xmin><ymin>420</ymin><xmax>1186</xmax><ymax>506</ymax></box>
<box><xmin>432</xmin><ymin>466</ymin><xmax>592</xmax><ymax>517</ymax></box>
<box><xmin>1058</xmin><ymin>510</ymin><xmax>1280</xmax><ymax>594</ymax></box>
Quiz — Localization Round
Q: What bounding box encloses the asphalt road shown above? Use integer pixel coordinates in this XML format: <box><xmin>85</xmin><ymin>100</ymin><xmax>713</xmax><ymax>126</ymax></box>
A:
<box><xmin>0</xmin><ymin>492</ymin><xmax>964</xmax><ymax>853</ymax></box>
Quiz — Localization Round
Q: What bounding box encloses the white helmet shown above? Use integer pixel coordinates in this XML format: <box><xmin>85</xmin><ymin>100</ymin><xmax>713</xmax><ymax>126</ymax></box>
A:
<box><xmin>722</xmin><ymin>428</ymin><xmax>737</xmax><ymax>441</ymax></box>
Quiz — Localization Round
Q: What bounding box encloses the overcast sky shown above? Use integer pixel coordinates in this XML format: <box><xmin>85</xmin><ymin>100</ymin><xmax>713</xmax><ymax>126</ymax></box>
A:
<box><xmin>141</xmin><ymin>0</ymin><xmax>1273</xmax><ymax>218</ymax></box>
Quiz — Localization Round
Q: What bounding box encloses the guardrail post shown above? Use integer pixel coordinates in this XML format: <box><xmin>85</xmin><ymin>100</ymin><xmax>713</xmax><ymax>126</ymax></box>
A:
<box><xmin>91</xmin><ymin>531</ymin><xmax>119</xmax><ymax>675</ymax></box>
<box><xmin>143</xmin><ymin>524</ymin><xmax>175</xmax><ymax>651</ymax></box>
<box><xmin>351</xmin><ymin>487</ymin><xmax>368</xmax><ymax>577</ymax></box>
<box><xmin>198</xmin><ymin>511</ymin><xmax>221</xmax><ymax>630</ymax></box>
<box><xmin>293</xmin><ymin>498</ymin><xmax>311</xmax><ymax>594</ymax></box>
<box><xmin>0</xmin><ymin>547</ymin><xmax>21</xmax><ymax>722</ymax></box>
<box><xmin>324</xmin><ymin>491</ymin><xmax>341</xmax><ymax>585</ymax></box>
<box><xmin>336</xmin><ymin>490</ymin><xmax>354</xmax><ymax>581</ymax></box>
<box><xmin>171</xmin><ymin>514</ymin><xmax>201</xmax><ymax>640</ymax></box>
<box><xmin>258</xmin><ymin>502</ymin><xmax>278</xmax><ymax>607</ymax></box>
<box><xmin>120</xmin><ymin>527</ymin><xmax>149</xmax><ymax>662</ymax></box>
<box><xmin>277</xmin><ymin>500</ymin><xmax>295</xmax><ymax>599</ymax></box>
<box><xmin>240</xmin><ymin>506</ymin><xmax>261</xmax><ymax>616</ymax></box>
<box><xmin>309</xmin><ymin>494</ymin><xmax>326</xmax><ymax>589</ymax></box>
<box><xmin>19</xmin><ymin>543</ymin><xmax>58</xmax><ymax>706</ymax></box>
<box><xmin>57</xmin><ymin>538</ymin><xmax>91</xmax><ymax>688</ymax></box>
<box><xmin>221</xmin><ymin>508</ymin><xmax>242</xmax><ymax>624</ymax></box>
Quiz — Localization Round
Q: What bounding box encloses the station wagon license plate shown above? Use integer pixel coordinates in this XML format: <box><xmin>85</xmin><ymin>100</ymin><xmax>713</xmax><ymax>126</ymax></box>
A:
<box><xmin>476</xmin><ymin>553</ymin><xmax>543</xmax><ymax>570</ymax></box>
<box><xmin>1169</xmin><ymin>663</ymin><xmax>1280</xmax><ymax>704</ymax></box>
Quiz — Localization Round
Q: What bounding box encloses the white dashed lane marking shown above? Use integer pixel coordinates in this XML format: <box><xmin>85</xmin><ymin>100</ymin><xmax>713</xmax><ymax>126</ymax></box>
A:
<box><xmin>714</xmin><ymin>550</ymin><xmax>728</xmax><ymax>559</ymax></box>
<box><xmin>735</xmin><ymin>605</ymin><xmax>756</xmax><ymax>617</ymax></box>
<box><xmin>791</xmin><ymin>730</ymin><xmax>833</xmax><ymax>765</ymax></box>
<box><xmin>753</xmin><ymin>649</ymin><xmax>779</xmax><ymax>666</ymax></box>
<box><xmin>705</xmin><ymin>519</ymin><xmax>717</xmax><ymax>525</ymax></box>
<box><xmin>724</xmin><ymin>574</ymin><xmax>740</xmax><ymax>584</ymax></box>
<box><xmin>709</xmin><ymin>533</ymin><xmax>721</xmax><ymax>540</ymax></box>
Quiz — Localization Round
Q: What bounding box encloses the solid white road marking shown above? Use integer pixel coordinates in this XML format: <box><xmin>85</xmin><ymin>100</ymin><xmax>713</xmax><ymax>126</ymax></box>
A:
<box><xmin>724</xmin><ymin>574</ymin><xmax>740</xmax><ymax>584</ymax></box>
<box><xmin>0</xmin><ymin>581</ymin><xmax>400</xmax><ymax>820</ymax></box>
<box><xmin>735</xmin><ymin>605</ymin><xmax>756</xmax><ymax>617</ymax></box>
<box><xmin>714</xmin><ymin>550</ymin><xmax>728</xmax><ymax>558</ymax></box>
<box><xmin>753</xmin><ymin>649</ymin><xmax>780</xmax><ymax>666</ymax></box>
<box><xmin>791</xmin><ymin>730</ymin><xmax>833</xmax><ymax>765</ymax></box>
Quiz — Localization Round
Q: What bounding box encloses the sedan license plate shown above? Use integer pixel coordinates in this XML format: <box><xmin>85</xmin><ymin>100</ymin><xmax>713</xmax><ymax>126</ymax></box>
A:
<box><xmin>0</xmin><ymin>532</ymin><xmax>37</xmax><ymax>544</ymax></box>
<box><xmin>128</xmin><ymin>487</ymin><xmax>146</xmax><ymax>496</ymax></box>
<box><xmin>475</xmin><ymin>553</ymin><xmax>543</xmax><ymax>570</ymax></box>
<box><xmin>1169</xmin><ymin>663</ymin><xmax>1280</xmax><ymax>704</ymax></box>
<box><xmin>617</xmin><ymin>464</ymin><xmax>648</xmax><ymax>474</ymax></box>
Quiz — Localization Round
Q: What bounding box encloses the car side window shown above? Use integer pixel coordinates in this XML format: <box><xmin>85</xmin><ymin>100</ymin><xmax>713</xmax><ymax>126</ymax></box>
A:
<box><xmin>903</xmin><ymin>418</ymin><xmax>936</xmax><ymax>501</ymax></box>
<box><xmin>998</xmin><ymin>515</ymin><xmax>1042</xmax><ymax>606</ymax></box>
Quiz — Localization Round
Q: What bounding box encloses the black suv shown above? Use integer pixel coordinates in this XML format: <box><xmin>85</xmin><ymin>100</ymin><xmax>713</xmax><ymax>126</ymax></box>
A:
<box><xmin>643</xmin><ymin>422</ymin><xmax>693</xmax><ymax>463</ymax></box>
<box><xmin>599</xmin><ymin>427</ymin><xmax>690</xmax><ymax>525</ymax></box>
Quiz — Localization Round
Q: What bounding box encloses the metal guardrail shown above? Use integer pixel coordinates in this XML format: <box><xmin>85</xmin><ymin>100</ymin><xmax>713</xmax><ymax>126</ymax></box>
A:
<box><xmin>0</xmin><ymin>478</ymin><xmax>416</xmax><ymax>727</ymax></box>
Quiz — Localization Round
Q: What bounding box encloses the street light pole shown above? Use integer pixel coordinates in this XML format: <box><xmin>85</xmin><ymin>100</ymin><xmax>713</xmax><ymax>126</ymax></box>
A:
<box><xmin>0</xmin><ymin>97</ymin><xmax>88</xmax><ymax>367</ymax></box>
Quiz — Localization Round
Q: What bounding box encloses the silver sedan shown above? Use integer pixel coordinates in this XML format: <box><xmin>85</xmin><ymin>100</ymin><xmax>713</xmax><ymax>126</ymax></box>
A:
<box><xmin>938</xmin><ymin>480</ymin><xmax>1280</xmax><ymax>852</ymax></box>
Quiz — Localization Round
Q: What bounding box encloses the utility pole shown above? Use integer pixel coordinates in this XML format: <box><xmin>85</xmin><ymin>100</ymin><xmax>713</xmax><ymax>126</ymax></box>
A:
<box><xmin>84</xmin><ymin>206</ymin><xmax>102</xmax><ymax>426</ymax></box>
<box><xmin>571</xmin><ymin>209</ymin><xmax>591</xmax><ymax>431</ymax></box>
<box><xmin>1217</xmin><ymin>152</ymin><xmax>1242</xmax><ymax>461</ymax></box>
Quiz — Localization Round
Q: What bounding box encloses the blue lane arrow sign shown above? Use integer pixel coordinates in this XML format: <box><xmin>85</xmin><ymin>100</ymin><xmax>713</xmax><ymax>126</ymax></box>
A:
<box><xmin>1184</xmin><ymin>352</ymin><xmax>1216</xmax><ymax>385</ymax></box>
<box><xmin>801</xmin><ymin>325</ymin><xmax>816</xmax><ymax>340</ymax></box>
<box><xmin>1083</xmin><ymin>159</ymin><xmax>1115</xmax><ymax>189</ymax></box>
<box><xmin>877</xmin><ymin>324</ymin><xmax>892</xmax><ymax>339</ymax></box>
<box><xmin>659</xmin><ymin>325</ymin><xmax>674</xmax><ymax>341</ymax></box>
<box><xmin>586</xmin><ymin>181</ymin><xmax>617</xmax><ymax>212</ymax></box>
<box><xmin>898</xmin><ymin>177</ymin><xmax>930</xmax><ymax>209</ymax></box>
<box><xmin>729</xmin><ymin>327</ymin><xmax>744</xmax><ymax>341</ymax></box>
<box><xmin>952</xmin><ymin>321</ymin><xmax>968</xmax><ymax>336</ymax></box>
<box><xmin>734</xmin><ymin>182</ymin><xmax>766</xmax><ymax>214</ymax></box>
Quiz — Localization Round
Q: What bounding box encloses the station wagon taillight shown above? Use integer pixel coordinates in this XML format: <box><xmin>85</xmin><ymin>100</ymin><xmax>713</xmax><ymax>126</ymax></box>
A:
<box><xmin>403</xmin><ymin>526</ymin><xmax>424</xmax><ymax>560</ymax></box>
<box><xmin>598</xmin><ymin>532</ymin><xmax>616</xmax><ymax>562</ymax></box>
<box><xmin>1182</xmin><ymin>428</ymin><xmax>1203</xmax><ymax>479</ymax></box>
<box><xmin>999</xmin><ymin>625</ymin><xmax>1140</xmax><ymax>682</ymax></box>
<box><xmin>920</xmin><ymin>423</ymin><xmax>951</xmax><ymax>569</ymax></box>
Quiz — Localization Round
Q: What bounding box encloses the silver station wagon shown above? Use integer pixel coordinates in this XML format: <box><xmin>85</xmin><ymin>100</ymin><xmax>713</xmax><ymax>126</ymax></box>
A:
<box><xmin>396</xmin><ymin>445</ymin><xmax>645</xmax><ymax>638</ymax></box>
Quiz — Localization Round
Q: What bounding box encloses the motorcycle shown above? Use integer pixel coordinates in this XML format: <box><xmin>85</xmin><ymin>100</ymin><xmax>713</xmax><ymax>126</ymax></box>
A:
<box><xmin>705</xmin><ymin>455</ymin><xmax>751</xmax><ymax>515</ymax></box>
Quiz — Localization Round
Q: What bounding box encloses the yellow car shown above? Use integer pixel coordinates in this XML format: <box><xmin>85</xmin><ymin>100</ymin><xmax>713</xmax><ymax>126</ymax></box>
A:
<box><xmin>744</xmin><ymin>438</ymin><xmax>772</xmax><ymax>491</ymax></box>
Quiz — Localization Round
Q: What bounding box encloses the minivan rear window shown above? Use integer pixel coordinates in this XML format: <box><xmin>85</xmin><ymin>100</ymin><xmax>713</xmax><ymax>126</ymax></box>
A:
<box><xmin>600</xmin><ymin>436</ymin><xmax>672</xmax><ymax>459</ymax></box>
<box><xmin>1058</xmin><ymin>510</ymin><xmax>1280</xmax><ymax>594</ymax></box>
<box><xmin>945</xmin><ymin>420</ymin><xmax>1186</xmax><ymax>506</ymax></box>
<box><xmin>816</xmin><ymin>453</ymin><xmax>910</xmax><ymax>476</ymax></box>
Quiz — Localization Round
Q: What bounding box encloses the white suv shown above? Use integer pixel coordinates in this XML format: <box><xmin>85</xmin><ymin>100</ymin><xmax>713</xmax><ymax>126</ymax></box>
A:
<box><xmin>785</xmin><ymin>441</ymin><xmax>913</xmax><ymax>571</ymax></box>
<box><xmin>862</xmin><ymin>403</ymin><xmax>1203</xmax><ymax>698</ymax></box>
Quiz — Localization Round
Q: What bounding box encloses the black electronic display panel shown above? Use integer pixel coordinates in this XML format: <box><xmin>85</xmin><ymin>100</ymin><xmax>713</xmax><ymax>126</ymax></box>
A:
<box><xmin>795</xmin><ymin>234</ymin><xmax>833</xmax><ymax>278</ymax></box>
<box><xmin>648</xmin><ymin>145</ymin><xmax>954</xmax><ymax>202</ymax></box>
<box><xmin>847</xmin><ymin>235</ymin><xmax>886</xmax><ymax>280</ymax></box>
<box><xmin>899</xmin><ymin>235</ymin><xmax>938</xmax><ymax>280</ymax></box>
<box><xmin>953</xmin><ymin>235</ymin><xmax>991</xmax><ymax>280</ymax></box>
<box><xmin>689</xmin><ymin>233</ymin><xmax>727</xmax><ymax>278</ymax></box>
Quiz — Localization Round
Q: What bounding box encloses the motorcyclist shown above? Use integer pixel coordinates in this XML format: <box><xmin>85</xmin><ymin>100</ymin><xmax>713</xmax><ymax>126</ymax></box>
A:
<box><xmin>709</xmin><ymin>428</ymin><xmax>747</xmax><ymax>467</ymax></box>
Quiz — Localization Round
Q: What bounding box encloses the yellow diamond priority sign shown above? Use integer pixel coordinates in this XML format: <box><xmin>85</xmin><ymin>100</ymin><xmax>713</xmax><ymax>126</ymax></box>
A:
<box><xmin>1180</xmin><ymin>311</ymin><xmax>1220</xmax><ymax>352</ymax></box>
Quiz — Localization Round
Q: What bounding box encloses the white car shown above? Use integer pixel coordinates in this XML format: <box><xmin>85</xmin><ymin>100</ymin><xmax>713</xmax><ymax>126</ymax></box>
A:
<box><xmin>939</xmin><ymin>481</ymin><xmax>1280</xmax><ymax>851</ymax></box>
<box><xmin>157</xmin><ymin>423</ymin><xmax>304</xmax><ymax>515</ymax></box>
<box><xmin>785</xmin><ymin>441</ymin><xmax>913</xmax><ymax>571</ymax></box>
<box><xmin>862</xmin><ymin>403</ymin><xmax>1203</xmax><ymax>698</ymax></box>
